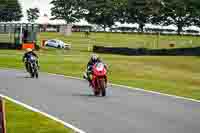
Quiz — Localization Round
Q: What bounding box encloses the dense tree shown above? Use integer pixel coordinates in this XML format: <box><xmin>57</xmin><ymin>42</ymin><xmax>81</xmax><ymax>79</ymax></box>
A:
<box><xmin>191</xmin><ymin>0</ymin><xmax>200</xmax><ymax>27</ymax></box>
<box><xmin>126</xmin><ymin>0</ymin><xmax>161</xmax><ymax>32</ymax></box>
<box><xmin>83</xmin><ymin>0</ymin><xmax>126</xmax><ymax>31</ymax></box>
<box><xmin>27</xmin><ymin>8</ymin><xmax>40</xmax><ymax>23</ymax></box>
<box><xmin>50</xmin><ymin>0</ymin><xmax>85</xmax><ymax>24</ymax></box>
<box><xmin>0</xmin><ymin>0</ymin><xmax>7</xmax><ymax>12</ymax></box>
<box><xmin>49</xmin><ymin>0</ymin><xmax>200</xmax><ymax>34</ymax></box>
<box><xmin>0</xmin><ymin>0</ymin><xmax>23</xmax><ymax>22</ymax></box>
<box><xmin>0</xmin><ymin>0</ymin><xmax>10</xmax><ymax>22</ymax></box>
<box><xmin>113</xmin><ymin>0</ymin><xmax>129</xmax><ymax>23</ymax></box>
<box><xmin>151</xmin><ymin>0</ymin><xmax>200</xmax><ymax>34</ymax></box>
<box><xmin>83</xmin><ymin>0</ymin><xmax>114</xmax><ymax>31</ymax></box>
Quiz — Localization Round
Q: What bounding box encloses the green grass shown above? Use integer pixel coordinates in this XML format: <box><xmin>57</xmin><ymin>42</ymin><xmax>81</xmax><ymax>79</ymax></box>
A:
<box><xmin>6</xmin><ymin>100</ymin><xmax>74</xmax><ymax>133</ymax></box>
<box><xmin>38</xmin><ymin>32</ymin><xmax>200</xmax><ymax>49</ymax></box>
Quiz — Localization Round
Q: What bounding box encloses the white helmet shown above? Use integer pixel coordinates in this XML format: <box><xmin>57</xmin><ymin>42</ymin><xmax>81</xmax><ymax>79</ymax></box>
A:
<box><xmin>91</xmin><ymin>54</ymin><xmax>99</xmax><ymax>62</ymax></box>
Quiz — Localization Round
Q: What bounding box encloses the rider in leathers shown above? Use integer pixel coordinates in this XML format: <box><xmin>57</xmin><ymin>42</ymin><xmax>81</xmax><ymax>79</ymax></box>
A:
<box><xmin>22</xmin><ymin>48</ymin><xmax>39</xmax><ymax>72</ymax></box>
<box><xmin>84</xmin><ymin>54</ymin><xmax>107</xmax><ymax>85</ymax></box>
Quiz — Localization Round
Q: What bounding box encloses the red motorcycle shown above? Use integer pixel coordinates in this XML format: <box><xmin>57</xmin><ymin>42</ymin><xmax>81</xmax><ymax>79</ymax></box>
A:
<box><xmin>91</xmin><ymin>62</ymin><xmax>108</xmax><ymax>96</ymax></box>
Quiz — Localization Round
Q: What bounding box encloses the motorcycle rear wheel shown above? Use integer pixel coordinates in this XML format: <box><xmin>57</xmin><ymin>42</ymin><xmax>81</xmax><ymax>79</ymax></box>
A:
<box><xmin>94</xmin><ymin>91</ymin><xmax>100</xmax><ymax>96</ymax></box>
<box><xmin>31</xmin><ymin>72</ymin><xmax>35</xmax><ymax>78</ymax></box>
<box><xmin>102</xmin><ymin>88</ymin><xmax>106</xmax><ymax>97</ymax></box>
<box><xmin>29</xmin><ymin>67</ymin><xmax>35</xmax><ymax>78</ymax></box>
<box><xmin>35</xmin><ymin>71</ymin><xmax>39</xmax><ymax>78</ymax></box>
<box><xmin>34</xmin><ymin>67</ymin><xmax>39</xmax><ymax>79</ymax></box>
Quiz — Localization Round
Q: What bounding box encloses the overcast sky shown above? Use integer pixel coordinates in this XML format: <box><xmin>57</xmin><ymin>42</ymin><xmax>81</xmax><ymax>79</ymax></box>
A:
<box><xmin>19</xmin><ymin>0</ymin><xmax>52</xmax><ymax>21</ymax></box>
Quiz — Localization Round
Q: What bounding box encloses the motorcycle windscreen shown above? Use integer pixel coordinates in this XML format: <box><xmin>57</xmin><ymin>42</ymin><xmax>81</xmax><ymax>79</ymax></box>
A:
<box><xmin>96</xmin><ymin>63</ymin><xmax>104</xmax><ymax>70</ymax></box>
<box><xmin>30</xmin><ymin>56</ymin><xmax>36</xmax><ymax>60</ymax></box>
<box><xmin>29</xmin><ymin>56</ymin><xmax>36</xmax><ymax>62</ymax></box>
<box><xmin>93</xmin><ymin>63</ymin><xmax>106</xmax><ymax>76</ymax></box>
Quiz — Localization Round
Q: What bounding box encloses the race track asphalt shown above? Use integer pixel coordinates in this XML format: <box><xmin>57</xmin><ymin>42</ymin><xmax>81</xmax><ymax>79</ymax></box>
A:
<box><xmin>0</xmin><ymin>69</ymin><xmax>199</xmax><ymax>133</ymax></box>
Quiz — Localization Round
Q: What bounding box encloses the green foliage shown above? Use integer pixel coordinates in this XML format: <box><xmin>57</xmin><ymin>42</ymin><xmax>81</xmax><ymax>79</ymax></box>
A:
<box><xmin>126</xmin><ymin>0</ymin><xmax>161</xmax><ymax>32</ymax></box>
<box><xmin>113</xmin><ymin>0</ymin><xmax>129</xmax><ymax>23</ymax></box>
<box><xmin>6</xmin><ymin>100</ymin><xmax>73</xmax><ymax>133</ymax></box>
<box><xmin>50</xmin><ymin>0</ymin><xmax>85</xmax><ymax>24</ymax></box>
<box><xmin>191</xmin><ymin>0</ymin><xmax>200</xmax><ymax>27</ymax></box>
<box><xmin>0</xmin><ymin>0</ymin><xmax>23</xmax><ymax>22</ymax></box>
<box><xmin>151</xmin><ymin>0</ymin><xmax>200</xmax><ymax>34</ymax></box>
<box><xmin>27</xmin><ymin>8</ymin><xmax>40</xmax><ymax>23</ymax></box>
<box><xmin>83</xmin><ymin>0</ymin><xmax>119</xmax><ymax>31</ymax></box>
<box><xmin>49</xmin><ymin>0</ymin><xmax>200</xmax><ymax>34</ymax></box>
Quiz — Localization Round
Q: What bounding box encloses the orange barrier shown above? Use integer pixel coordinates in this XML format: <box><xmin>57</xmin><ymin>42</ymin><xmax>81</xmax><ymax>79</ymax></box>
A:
<box><xmin>22</xmin><ymin>43</ymin><xmax>35</xmax><ymax>50</ymax></box>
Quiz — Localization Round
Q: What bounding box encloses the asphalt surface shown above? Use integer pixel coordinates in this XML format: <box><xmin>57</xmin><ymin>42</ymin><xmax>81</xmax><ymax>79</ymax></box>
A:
<box><xmin>0</xmin><ymin>69</ymin><xmax>200</xmax><ymax>133</ymax></box>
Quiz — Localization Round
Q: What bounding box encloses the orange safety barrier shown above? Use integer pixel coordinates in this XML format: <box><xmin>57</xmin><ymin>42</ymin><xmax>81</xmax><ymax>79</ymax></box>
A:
<box><xmin>22</xmin><ymin>43</ymin><xmax>35</xmax><ymax>50</ymax></box>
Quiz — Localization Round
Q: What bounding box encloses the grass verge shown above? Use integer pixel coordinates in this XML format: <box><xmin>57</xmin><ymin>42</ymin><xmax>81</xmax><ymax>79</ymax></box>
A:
<box><xmin>5</xmin><ymin>99</ymin><xmax>74</xmax><ymax>133</ymax></box>
<box><xmin>38</xmin><ymin>32</ymin><xmax>200</xmax><ymax>49</ymax></box>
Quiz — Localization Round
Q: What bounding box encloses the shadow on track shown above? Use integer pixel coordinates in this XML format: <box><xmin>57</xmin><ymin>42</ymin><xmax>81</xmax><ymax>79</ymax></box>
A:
<box><xmin>72</xmin><ymin>93</ymin><xmax>108</xmax><ymax>98</ymax></box>
<box><xmin>15</xmin><ymin>75</ymin><xmax>36</xmax><ymax>79</ymax></box>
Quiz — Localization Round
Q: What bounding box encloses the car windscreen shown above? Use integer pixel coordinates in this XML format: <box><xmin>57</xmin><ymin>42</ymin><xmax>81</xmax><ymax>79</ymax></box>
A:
<box><xmin>49</xmin><ymin>40</ymin><xmax>56</xmax><ymax>43</ymax></box>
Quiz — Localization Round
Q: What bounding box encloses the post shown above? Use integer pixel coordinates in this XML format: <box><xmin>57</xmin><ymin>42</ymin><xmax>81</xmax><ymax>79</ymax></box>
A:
<box><xmin>0</xmin><ymin>97</ymin><xmax>6</xmax><ymax>133</ymax></box>
<box><xmin>156</xmin><ymin>32</ymin><xmax>160</xmax><ymax>49</ymax></box>
<box><xmin>88</xmin><ymin>39</ymin><xmax>90</xmax><ymax>52</ymax></box>
<box><xmin>20</xmin><ymin>24</ymin><xmax>23</xmax><ymax>45</ymax></box>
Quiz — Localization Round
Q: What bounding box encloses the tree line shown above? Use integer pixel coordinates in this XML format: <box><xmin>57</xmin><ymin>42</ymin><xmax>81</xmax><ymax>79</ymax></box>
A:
<box><xmin>1</xmin><ymin>0</ymin><xmax>200</xmax><ymax>34</ymax></box>
<box><xmin>51</xmin><ymin>0</ymin><xmax>200</xmax><ymax>34</ymax></box>
<box><xmin>0</xmin><ymin>0</ymin><xmax>23</xmax><ymax>22</ymax></box>
<box><xmin>0</xmin><ymin>0</ymin><xmax>40</xmax><ymax>23</ymax></box>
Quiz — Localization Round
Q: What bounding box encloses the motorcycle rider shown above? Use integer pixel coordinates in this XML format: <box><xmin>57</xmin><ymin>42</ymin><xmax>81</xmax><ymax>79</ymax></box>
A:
<box><xmin>22</xmin><ymin>48</ymin><xmax>39</xmax><ymax>72</ymax></box>
<box><xmin>84</xmin><ymin>54</ymin><xmax>107</xmax><ymax>85</ymax></box>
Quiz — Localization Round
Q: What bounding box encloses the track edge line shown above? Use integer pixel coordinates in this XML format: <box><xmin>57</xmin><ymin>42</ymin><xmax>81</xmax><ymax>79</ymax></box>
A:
<box><xmin>0</xmin><ymin>94</ymin><xmax>86</xmax><ymax>133</ymax></box>
<box><xmin>47</xmin><ymin>73</ymin><xmax>200</xmax><ymax>103</ymax></box>
<box><xmin>1</xmin><ymin>67</ymin><xmax>200</xmax><ymax>103</ymax></box>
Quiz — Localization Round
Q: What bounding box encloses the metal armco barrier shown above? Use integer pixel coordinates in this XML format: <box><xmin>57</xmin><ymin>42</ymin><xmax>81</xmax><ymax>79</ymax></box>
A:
<box><xmin>93</xmin><ymin>45</ymin><xmax>200</xmax><ymax>56</ymax></box>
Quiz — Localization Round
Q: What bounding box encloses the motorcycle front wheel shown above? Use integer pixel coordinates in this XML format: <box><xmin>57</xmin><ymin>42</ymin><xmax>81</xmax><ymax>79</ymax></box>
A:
<box><xmin>35</xmin><ymin>68</ymin><xmax>39</xmax><ymax>78</ymax></box>
<box><xmin>98</xmin><ymin>78</ymin><xmax>107</xmax><ymax>97</ymax></box>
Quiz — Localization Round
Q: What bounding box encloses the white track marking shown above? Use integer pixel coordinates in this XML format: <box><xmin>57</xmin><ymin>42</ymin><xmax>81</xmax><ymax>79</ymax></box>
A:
<box><xmin>0</xmin><ymin>94</ymin><xmax>86</xmax><ymax>133</ymax></box>
<box><xmin>1</xmin><ymin>67</ymin><xmax>200</xmax><ymax>103</ymax></box>
<box><xmin>47</xmin><ymin>73</ymin><xmax>200</xmax><ymax>103</ymax></box>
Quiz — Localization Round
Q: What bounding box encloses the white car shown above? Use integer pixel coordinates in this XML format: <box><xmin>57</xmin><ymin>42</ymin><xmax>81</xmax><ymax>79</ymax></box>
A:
<box><xmin>45</xmin><ymin>39</ymin><xmax>71</xmax><ymax>49</ymax></box>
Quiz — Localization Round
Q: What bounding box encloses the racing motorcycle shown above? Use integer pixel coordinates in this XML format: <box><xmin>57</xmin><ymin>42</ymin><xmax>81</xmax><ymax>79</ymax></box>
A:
<box><xmin>27</xmin><ymin>55</ymin><xmax>39</xmax><ymax>78</ymax></box>
<box><xmin>90</xmin><ymin>62</ymin><xmax>108</xmax><ymax>96</ymax></box>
